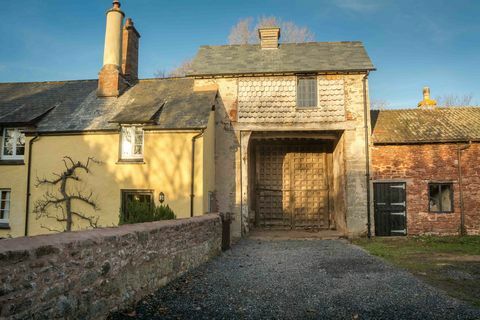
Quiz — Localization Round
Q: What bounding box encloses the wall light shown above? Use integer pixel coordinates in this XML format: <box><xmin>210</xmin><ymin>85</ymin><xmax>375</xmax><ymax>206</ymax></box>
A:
<box><xmin>159</xmin><ymin>192</ymin><xmax>165</xmax><ymax>203</ymax></box>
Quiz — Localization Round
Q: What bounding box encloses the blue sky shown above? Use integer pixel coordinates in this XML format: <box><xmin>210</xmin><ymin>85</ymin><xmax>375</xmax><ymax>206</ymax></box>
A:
<box><xmin>0</xmin><ymin>0</ymin><xmax>479</xmax><ymax>108</ymax></box>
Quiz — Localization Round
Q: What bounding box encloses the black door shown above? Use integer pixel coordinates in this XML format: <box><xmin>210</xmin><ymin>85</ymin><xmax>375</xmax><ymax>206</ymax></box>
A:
<box><xmin>374</xmin><ymin>182</ymin><xmax>407</xmax><ymax>236</ymax></box>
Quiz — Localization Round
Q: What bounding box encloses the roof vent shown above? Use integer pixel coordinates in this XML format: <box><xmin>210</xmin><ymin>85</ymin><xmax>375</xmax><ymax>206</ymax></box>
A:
<box><xmin>258</xmin><ymin>27</ymin><xmax>280</xmax><ymax>49</ymax></box>
<box><xmin>418</xmin><ymin>87</ymin><xmax>437</xmax><ymax>109</ymax></box>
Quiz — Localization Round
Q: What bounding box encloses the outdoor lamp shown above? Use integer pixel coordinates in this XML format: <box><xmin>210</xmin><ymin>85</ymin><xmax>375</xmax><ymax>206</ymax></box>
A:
<box><xmin>159</xmin><ymin>192</ymin><xmax>165</xmax><ymax>203</ymax></box>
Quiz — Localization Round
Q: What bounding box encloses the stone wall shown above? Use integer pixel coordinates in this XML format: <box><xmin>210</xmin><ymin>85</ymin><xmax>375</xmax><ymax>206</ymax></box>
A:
<box><xmin>372</xmin><ymin>143</ymin><xmax>480</xmax><ymax>235</ymax></box>
<box><xmin>0</xmin><ymin>214</ymin><xmax>222</xmax><ymax>319</ymax></box>
<box><xmin>194</xmin><ymin>73</ymin><xmax>371</xmax><ymax>239</ymax></box>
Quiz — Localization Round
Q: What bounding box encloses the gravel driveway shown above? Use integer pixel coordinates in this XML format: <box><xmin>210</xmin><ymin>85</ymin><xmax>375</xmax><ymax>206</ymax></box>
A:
<box><xmin>109</xmin><ymin>239</ymin><xmax>480</xmax><ymax>320</ymax></box>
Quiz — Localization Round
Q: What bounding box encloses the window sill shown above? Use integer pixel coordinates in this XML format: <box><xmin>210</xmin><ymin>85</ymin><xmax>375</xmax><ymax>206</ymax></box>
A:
<box><xmin>0</xmin><ymin>160</ymin><xmax>25</xmax><ymax>166</ymax></box>
<box><xmin>296</xmin><ymin>106</ymin><xmax>318</xmax><ymax>110</ymax></box>
<box><xmin>0</xmin><ymin>222</ymin><xmax>10</xmax><ymax>229</ymax></box>
<box><xmin>116</xmin><ymin>159</ymin><xmax>146</xmax><ymax>165</ymax></box>
<box><xmin>429</xmin><ymin>211</ymin><xmax>454</xmax><ymax>214</ymax></box>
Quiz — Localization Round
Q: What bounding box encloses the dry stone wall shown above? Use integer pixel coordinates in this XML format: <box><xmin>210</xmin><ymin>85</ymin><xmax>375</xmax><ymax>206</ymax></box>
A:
<box><xmin>0</xmin><ymin>214</ymin><xmax>222</xmax><ymax>319</ymax></box>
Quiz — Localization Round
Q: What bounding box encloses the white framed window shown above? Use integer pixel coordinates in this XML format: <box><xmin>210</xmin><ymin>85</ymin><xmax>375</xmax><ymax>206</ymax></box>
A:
<box><xmin>120</xmin><ymin>126</ymin><xmax>144</xmax><ymax>160</ymax></box>
<box><xmin>1</xmin><ymin>128</ymin><xmax>25</xmax><ymax>160</ymax></box>
<box><xmin>0</xmin><ymin>190</ymin><xmax>10</xmax><ymax>223</ymax></box>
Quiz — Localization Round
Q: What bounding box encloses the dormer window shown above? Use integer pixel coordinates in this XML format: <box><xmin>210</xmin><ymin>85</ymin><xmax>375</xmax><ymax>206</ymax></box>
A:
<box><xmin>1</xmin><ymin>128</ymin><xmax>25</xmax><ymax>160</ymax></box>
<box><xmin>121</xmin><ymin>125</ymin><xmax>144</xmax><ymax>160</ymax></box>
<box><xmin>297</xmin><ymin>76</ymin><xmax>317</xmax><ymax>108</ymax></box>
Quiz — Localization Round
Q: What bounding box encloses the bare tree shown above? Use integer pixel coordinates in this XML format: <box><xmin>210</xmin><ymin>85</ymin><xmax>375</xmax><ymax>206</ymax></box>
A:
<box><xmin>33</xmin><ymin>156</ymin><xmax>101</xmax><ymax>232</ymax></box>
<box><xmin>228</xmin><ymin>17</ymin><xmax>253</xmax><ymax>45</ymax></box>
<box><xmin>155</xmin><ymin>17</ymin><xmax>314</xmax><ymax>76</ymax></box>
<box><xmin>168</xmin><ymin>59</ymin><xmax>194</xmax><ymax>78</ymax></box>
<box><xmin>435</xmin><ymin>94</ymin><xmax>474</xmax><ymax>107</ymax></box>
<box><xmin>370</xmin><ymin>99</ymin><xmax>389</xmax><ymax>110</ymax></box>
<box><xmin>228</xmin><ymin>16</ymin><xmax>315</xmax><ymax>44</ymax></box>
<box><xmin>154</xmin><ymin>69</ymin><xmax>168</xmax><ymax>79</ymax></box>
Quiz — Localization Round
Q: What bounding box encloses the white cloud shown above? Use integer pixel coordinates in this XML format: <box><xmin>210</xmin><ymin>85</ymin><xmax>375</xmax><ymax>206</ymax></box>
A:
<box><xmin>333</xmin><ymin>0</ymin><xmax>385</xmax><ymax>13</ymax></box>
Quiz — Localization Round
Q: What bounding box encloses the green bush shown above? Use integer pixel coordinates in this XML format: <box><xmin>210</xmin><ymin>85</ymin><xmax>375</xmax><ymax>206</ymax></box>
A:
<box><xmin>119</xmin><ymin>201</ymin><xmax>176</xmax><ymax>225</ymax></box>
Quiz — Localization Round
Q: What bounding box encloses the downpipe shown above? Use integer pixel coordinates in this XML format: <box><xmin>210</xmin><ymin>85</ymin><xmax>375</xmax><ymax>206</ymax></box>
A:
<box><xmin>190</xmin><ymin>130</ymin><xmax>205</xmax><ymax>218</ymax></box>
<box><xmin>25</xmin><ymin>133</ymin><xmax>40</xmax><ymax>236</ymax></box>
<box><xmin>457</xmin><ymin>141</ymin><xmax>471</xmax><ymax>236</ymax></box>
<box><xmin>362</xmin><ymin>73</ymin><xmax>372</xmax><ymax>238</ymax></box>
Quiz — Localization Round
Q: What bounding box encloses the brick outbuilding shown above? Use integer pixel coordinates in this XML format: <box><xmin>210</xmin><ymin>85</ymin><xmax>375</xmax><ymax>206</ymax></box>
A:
<box><xmin>371</xmin><ymin>107</ymin><xmax>480</xmax><ymax>236</ymax></box>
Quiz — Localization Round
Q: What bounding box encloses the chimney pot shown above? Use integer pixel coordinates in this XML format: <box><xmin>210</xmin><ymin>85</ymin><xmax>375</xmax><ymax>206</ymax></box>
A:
<box><xmin>258</xmin><ymin>27</ymin><xmax>281</xmax><ymax>49</ymax></box>
<box><xmin>98</xmin><ymin>1</ymin><xmax>126</xmax><ymax>97</ymax></box>
<box><xmin>122</xmin><ymin>17</ymin><xmax>141</xmax><ymax>84</ymax></box>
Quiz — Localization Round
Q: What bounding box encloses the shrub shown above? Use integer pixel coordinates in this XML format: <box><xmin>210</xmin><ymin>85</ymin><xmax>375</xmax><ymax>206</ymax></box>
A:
<box><xmin>119</xmin><ymin>201</ymin><xmax>176</xmax><ymax>225</ymax></box>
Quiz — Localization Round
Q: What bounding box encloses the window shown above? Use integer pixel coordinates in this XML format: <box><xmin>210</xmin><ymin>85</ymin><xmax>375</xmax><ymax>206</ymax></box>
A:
<box><xmin>297</xmin><ymin>76</ymin><xmax>317</xmax><ymax>108</ymax></box>
<box><xmin>0</xmin><ymin>190</ymin><xmax>10</xmax><ymax>223</ymax></box>
<box><xmin>429</xmin><ymin>183</ymin><xmax>453</xmax><ymax>213</ymax></box>
<box><xmin>120</xmin><ymin>126</ymin><xmax>144</xmax><ymax>160</ymax></box>
<box><xmin>121</xmin><ymin>189</ymin><xmax>153</xmax><ymax>220</ymax></box>
<box><xmin>1</xmin><ymin>128</ymin><xmax>25</xmax><ymax>160</ymax></box>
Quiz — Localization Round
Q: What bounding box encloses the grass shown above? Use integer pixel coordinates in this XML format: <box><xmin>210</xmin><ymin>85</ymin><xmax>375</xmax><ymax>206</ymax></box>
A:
<box><xmin>353</xmin><ymin>236</ymin><xmax>480</xmax><ymax>307</ymax></box>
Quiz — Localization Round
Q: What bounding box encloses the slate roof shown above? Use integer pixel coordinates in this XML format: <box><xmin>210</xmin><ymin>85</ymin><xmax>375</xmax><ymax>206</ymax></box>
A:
<box><xmin>0</xmin><ymin>78</ymin><xmax>216</xmax><ymax>133</ymax></box>
<box><xmin>188</xmin><ymin>42</ymin><xmax>375</xmax><ymax>76</ymax></box>
<box><xmin>371</xmin><ymin>107</ymin><xmax>480</xmax><ymax>144</ymax></box>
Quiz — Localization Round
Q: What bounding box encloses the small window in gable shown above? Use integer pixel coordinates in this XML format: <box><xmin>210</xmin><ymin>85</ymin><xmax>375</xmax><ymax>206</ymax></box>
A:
<box><xmin>1</xmin><ymin>128</ymin><xmax>25</xmax><ymax>160</ymax></box>
<box><xmin>120</xmin><ymin>126</ymin><xmax>144</xmax><ymax>160</ymax></box>
<box><xmin>297</xmin><ymin>76</ymin><xmax>317</xmax><ymax>108</ymax></box>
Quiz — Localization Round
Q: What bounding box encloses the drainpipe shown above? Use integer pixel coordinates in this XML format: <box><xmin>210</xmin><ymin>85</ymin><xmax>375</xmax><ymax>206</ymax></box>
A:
<box><xmin>362</xmin><ymin>73</ymin><xmax>372</xmax><ymax>238</ymax></box>
<box><xmin>190</xmin><ymin>130</ymin><xmax>205</xmax><ymax>217</ymax></box>
<box><xmin>457</xmin><ymin>141</ymin><xmax>471</xmax><ymax>236</ymax></box>
<box><xmin>25</xmin><ymin>133</ymin><xmax>40</xmax><ymax>236</ymax></box>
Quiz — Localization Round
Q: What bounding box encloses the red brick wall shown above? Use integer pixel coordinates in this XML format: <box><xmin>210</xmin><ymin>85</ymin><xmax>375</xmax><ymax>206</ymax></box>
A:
<box><xmin>372</xmin><ymin>143</ymin><xmax>480</xmax><ymax>235</ymax></box>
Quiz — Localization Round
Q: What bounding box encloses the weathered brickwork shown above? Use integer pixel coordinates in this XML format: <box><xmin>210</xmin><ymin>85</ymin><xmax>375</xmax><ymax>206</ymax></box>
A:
<box><xmin>237</xmin><ymin>76</ymin><xmax>345</xmax><ymax>123</ymax></box>
<box><xmin>372</xmin><ymin>143</ymin><xmax>480</xmax><ymax>235</ymax></box>
<box><xmin>0</xmin><ymin>214</ymin><xmax>222</xmax><ymax>319</ymax></box>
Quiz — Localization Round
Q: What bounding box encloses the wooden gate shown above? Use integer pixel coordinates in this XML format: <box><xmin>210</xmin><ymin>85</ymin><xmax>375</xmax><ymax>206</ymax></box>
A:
<box><xmin>256</xmin><ymin>143</ymin><xmax>329</xmax><ymax>229</ymax></box>
<box><xmin>373</xmin><ymin>182</ymin><xmax>407</xmax><ymax>236</ymax></box>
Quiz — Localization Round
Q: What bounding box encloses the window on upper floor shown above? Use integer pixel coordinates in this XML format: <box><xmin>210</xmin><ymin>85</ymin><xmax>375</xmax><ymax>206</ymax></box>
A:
<box><xmin>120</xmin><ymin>126</ymin><xmax>144</xmax><ymax>160</ymax></box>
<box><xmin>296</xmin><ymin>76</ymin><xmax>318</xmax><ymax>108</ymax></box>
<box><xmin>0</xmin><ymin>189</ymin><xmax>10</xmax><ymax>225</ymax></box>
<box><xmin>429</xmin><ymin>183</ymin><xmax>453</xmax><ymax>213</ymax></box>
<box><xmin>1</xmin><ymin>128</ymin><xmax>25</xmax><ymax>160</ymax></box>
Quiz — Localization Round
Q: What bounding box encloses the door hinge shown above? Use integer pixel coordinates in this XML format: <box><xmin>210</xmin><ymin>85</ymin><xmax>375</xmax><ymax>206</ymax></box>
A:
<box><xmin>391</xmin><ymin>212</ymin><xmax>406</xmax><ymax>216</ymax></box>
<box><xmin>390</xmin><ymin>184</ymin><xmax>405</xmax><ymax>190</ymax></box>
<box><xmin>391</xmin><ymin>201</ymin><xmax>406</xmax><ymax>206</ymax></box>
<box><xmin>391</xmin><ymin>229</ymin><xmax>407</xmax><ymax>235</ymax></box>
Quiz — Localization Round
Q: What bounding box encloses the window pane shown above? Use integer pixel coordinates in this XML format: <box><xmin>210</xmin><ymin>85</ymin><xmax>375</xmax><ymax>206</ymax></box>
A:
<box><xmin>121</xmin><ymin>127</ymin><xmax>133</xmax><ymax>157</ymax></box>
<box><xmin>3</xmin><ymin>129</ymin><xmax>15</xmax><ymax>156</ymax></box>
<box><xmin>0</xmin><ymin>191</ymin><xmax>10</xmax><ymax>220</ymax></box>
<box><xmin>297</xmin><ymin>77</ymin><xmax>317</xmax><ymax>107</ymax></box>
<box><xmin>429</xmin><ymin>184</ymin><xmax>440</xmax><ymax>212</ymax></box>
<box><xmin>440</xmin><ymin>185</ymin><xmax>452</xmax><ymax>212</ymax></box>
<box><xmin>16</xmin><ymin>132</ymin><xmax>25</xmax><ymax>154</ymax></box>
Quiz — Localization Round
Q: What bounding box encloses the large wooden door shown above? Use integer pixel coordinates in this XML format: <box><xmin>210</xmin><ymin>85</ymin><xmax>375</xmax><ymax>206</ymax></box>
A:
<box><xmin>374</xmin><ymin>182</ymin><xmax>407</xmax><ymax>236</ymax></box>
<box><xmin>256</xmin><ymin>143</ymin><xmax>329</xmax><ymax>229</ymax></box>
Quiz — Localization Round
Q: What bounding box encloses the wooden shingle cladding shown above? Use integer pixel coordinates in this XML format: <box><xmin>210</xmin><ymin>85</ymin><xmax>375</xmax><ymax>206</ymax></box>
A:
<box><xmin>237</xmin><ymin>76</ymin><xmax>345</xmax><ymax>123</ymax></box>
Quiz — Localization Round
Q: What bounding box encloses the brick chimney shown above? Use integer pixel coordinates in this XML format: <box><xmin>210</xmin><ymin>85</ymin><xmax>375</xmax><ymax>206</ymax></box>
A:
<box><xmin>258</xmin><ymin>27</ymin><xmax>281</xmax><ymax>49</ymax></box>
<box><xmin>417</xmin><ymin>86</ymin><xmax>437</xmax><ymax>109</ymax></box>
<box><xmin>97</xmin><ymin>1</ymin><xmax>126</xmax><ymax>97</ymax></box>
<box><xmin>121</xmin><ymin>18</ymin><xmax>141</xmax><ymax>84</ymax></box>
